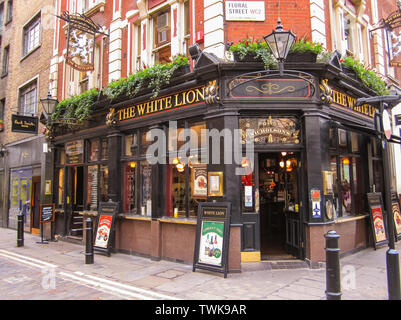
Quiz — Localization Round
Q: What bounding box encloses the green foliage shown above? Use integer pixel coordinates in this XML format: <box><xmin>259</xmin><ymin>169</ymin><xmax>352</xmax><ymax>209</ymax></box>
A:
<box><xmin>289</xmin><ymin>38</ymin><xmax>324</xmax><ymax>55</ymax></box>
<box><xmin>228</xmin><ymin>38</ymin><xmax>277</xmax><ymax>70</ymax></box>
<box><xmin>341</xmin><ymin>56</ymin><xmax>389</xmax><ymax>96</ymax></box>
<box><xmin>103</xmin><ymin>54</ymin><xmax>189</xmax><ymax>100</ymax></box>
<box><xmin>53</xmin><ymin>55</ymin><xmax>190</xmax><ymax>124</ymax></box>
<box><xmin>52</xmin><ymin>88</ymin><xmax>99</xmax><ymax>125</ymax></box>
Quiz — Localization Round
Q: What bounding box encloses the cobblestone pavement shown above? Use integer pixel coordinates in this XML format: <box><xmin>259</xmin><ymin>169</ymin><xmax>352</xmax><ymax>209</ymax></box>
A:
<box><xmin>0</xmin><ymin>227</ymin><xmax>398</xmax><ymax>301</ymax></box>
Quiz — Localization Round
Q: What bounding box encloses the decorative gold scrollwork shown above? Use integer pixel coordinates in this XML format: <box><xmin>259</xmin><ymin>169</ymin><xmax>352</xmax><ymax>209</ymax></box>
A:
<box><xmin>319</xmin><ymin>79</ymin><xmax>333</xmax><ymax>105</ymax></box>
<box><xmin>106</xmin><ymin>107</ymin><xmax>119</xmax><ymax>127</ymax></box>
<box><xmin>205</xmin><ymin>80</ymin><xmax>220</xmax><ymax>104</ymax></box>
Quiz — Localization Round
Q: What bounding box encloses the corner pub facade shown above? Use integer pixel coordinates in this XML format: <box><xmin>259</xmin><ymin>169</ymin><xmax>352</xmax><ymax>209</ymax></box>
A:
<box><xmin>49</xmin><ymin>52</ymin><xmax>383</xmax><ymax>272</ymax></box>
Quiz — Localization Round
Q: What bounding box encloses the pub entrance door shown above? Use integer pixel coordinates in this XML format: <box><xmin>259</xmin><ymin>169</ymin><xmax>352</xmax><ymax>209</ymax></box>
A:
<box><xmin>66</xmin><ymin>166</ymin><xmax>84</xmax><ymax>237</ymax></box>
<box><xmin>258</xmin><ymin>152</ymin><xmax>303</xmax><ymax>260</ymax></box>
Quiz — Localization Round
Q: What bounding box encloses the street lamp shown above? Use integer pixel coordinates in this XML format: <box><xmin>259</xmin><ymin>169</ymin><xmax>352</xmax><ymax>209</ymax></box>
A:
<box><xmin>40</xmin><ymin>91</ymin><xmax>59</xmax><ymax>119</ymax></box>
<box><xmin>263</xmin><ymin>18</ymin><xmax>296</xmax><ymax>75</ymax></box>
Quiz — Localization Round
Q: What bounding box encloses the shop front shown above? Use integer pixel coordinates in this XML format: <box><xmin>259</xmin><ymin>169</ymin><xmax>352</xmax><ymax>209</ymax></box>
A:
<box><xmin>50</xmin><ymin>52</ymin><xmax>382</xmax><ymax>271</ymax></box>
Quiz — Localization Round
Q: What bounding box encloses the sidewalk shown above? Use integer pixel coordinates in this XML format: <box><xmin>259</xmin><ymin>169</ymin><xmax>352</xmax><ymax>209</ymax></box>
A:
<box><xmin>0</xmin><ymin>227</ymin><xmax>397</xmax><ymax>300</ymax></box>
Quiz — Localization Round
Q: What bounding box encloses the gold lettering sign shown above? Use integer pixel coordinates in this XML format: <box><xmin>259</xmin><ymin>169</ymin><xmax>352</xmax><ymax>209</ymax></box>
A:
<box><xmin>321</xmin><ymin>79</ymin><xmax>376</xmax><ymax>118</ymax></box>
<box><xmin>115</xmin><ymin>86</ymin><xmax>206</xmax><ymax>122</ymax></box>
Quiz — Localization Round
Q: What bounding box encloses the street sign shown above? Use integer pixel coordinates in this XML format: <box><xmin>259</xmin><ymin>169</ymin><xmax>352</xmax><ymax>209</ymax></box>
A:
<box><xmin>367</xmin><ymin>193</ymin><xmax>388</xmax><ymax>249</ymax></box>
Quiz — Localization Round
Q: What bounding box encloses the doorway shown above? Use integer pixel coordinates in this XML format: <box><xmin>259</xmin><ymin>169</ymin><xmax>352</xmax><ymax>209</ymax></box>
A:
<box><xmin>258</xmin><ymin>152</ymin><xmax>301</xmax><ymax>260</ymax></box>
<box><xmin>66</xmin><ymin>166</ymin><xmax>84</xmax><ymax>236</ymax></box>
<box><xmin>31</xmin><ymin>178</ymin><xmax>41</xmax><ymax>235</ymax></box>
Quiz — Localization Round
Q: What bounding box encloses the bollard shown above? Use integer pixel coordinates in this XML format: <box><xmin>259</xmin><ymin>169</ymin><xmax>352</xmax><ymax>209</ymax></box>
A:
<box><xmin>17</xmin><ymin>213</ymin><xmax>24</xmax><ymax>247</ymax></box>
<box><xmin>386</xmin><ymin>249</ymin><xmax>401</xmax><ymax>300</ymax></box>
<box><xmin>325</xmin><ymin>230</ymin><xmax>342</xmax><ymax>300</ymax></box>
<box><xmin>84</xmin><ymin>218</ymin><xmax>94</xmax><ymax>264</ymax></box>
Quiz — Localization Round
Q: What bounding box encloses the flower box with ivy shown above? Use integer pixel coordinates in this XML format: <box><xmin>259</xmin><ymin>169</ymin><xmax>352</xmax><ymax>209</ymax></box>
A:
<box><xmin>228</xmin><ymin>39</ymin><xmax>277</xmax><ymax>69</ymax></box>
<box><xmin>341</xmin><ymin>56</ymin><xmax>389</xmax><ymax>96</ymax></box>
<box><xmin>286</xmin><ymin>38</ymin><xmax>324</xmax><ymax>63</ymax></box>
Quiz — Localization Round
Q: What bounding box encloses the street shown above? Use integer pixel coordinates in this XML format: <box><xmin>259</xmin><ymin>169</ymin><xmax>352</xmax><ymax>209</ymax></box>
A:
<box><xmin>0</xmin><ymin>227</ymin><xmax>395</xmax><ymax>301</ymax></box>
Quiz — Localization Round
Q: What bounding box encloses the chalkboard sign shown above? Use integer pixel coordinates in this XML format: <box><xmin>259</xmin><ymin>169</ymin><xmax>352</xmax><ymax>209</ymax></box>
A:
<box><xmin>367</xmin><ymin>193</ymin><xmax>388</xmax><ymax>249</ymax></box>
<box><xmin>193</xmin><ymin>202</ymin><xmax>231</xmax><ymax>278</ymax></box>
<box><xmin>391</xmin><ymin>191</ymin><xmax>401</xmax><ymax>241</ymax></box>
<box><xmin>94</xmin><ymin>201</ymin><xmax>119</xmax><ymax>257</ymax></box>
<box><xmin>40</xmin><ymin>204</ymin><xmax>55</xmax><ymax>223</ymax></box>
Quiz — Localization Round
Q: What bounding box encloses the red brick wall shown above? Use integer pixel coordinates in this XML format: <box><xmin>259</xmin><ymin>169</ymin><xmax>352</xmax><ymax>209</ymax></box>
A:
<box><xmin>226</xmin><ymin>0</ymin><xmax>312</xmax><ymax>44</ymax></box>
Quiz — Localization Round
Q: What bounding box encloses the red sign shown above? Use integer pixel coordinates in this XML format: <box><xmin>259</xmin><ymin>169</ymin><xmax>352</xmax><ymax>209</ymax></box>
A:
<box><xmin>94</xmin><ymin>215</ymin><xmax>112</xmax><ymax>249</ymax></box>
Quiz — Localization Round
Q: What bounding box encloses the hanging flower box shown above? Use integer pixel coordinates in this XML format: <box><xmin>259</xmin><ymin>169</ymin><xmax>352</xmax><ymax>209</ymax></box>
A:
<box><xmin>285</xmin><ymin>52</ymin><xmax>317</xmax><ymax>63</ymax></box>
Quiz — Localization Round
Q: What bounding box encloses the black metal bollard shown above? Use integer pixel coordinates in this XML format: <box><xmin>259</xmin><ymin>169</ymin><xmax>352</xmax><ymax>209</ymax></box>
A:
<box><xmin>17</xmin><ymin>214</ymin><xmax>24</xmax><ymax>247</ymax></box>
<box><xmin>386</xmin><ymin>249</ymin><xmax>401</xmax><ymax>300</ymax></box>
<box><xmin>325</xmin><ymin>230</ymin><xmax>342</xmax><ymax>300</ymax></box>
<box><xmin>84</xmin><ymin>218</ymin><xmax>94</xmax><ymax>264</ymax></box>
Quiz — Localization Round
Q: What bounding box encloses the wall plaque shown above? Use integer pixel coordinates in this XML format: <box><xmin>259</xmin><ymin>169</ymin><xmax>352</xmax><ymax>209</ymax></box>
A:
<box><xmin>229</xmin><ymin>78</ymin><xmax>311</xmax><ymax>99</ymax></box>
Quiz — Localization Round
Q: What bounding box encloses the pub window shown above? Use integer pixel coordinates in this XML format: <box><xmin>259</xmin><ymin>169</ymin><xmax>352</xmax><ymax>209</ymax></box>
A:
<box><xmin>140</xmin><ymin>160</ymin><xmax>152</xmax><ymax>216</ymax></box>
<box><xmin>167</xmin><ymin>121</ymin><xmax>207</xmax><ymax>218</ymax></box>
<box><xmin>331</xmin><ymin>128</ymin><xmax>366</xmax><ymax>217</ymax></box>
<box><xmin>125</xmin><ymin>132</ymin><xmax>138</xmax><ymax>157</ymax></box>
<box><xmin>123</xmin><ymin>161</ymin><xmax>137</xmax><ymax>214</ymax></box>
<box><xmin>86</xmin><ymin>165</ymin><xmax>98</xmax><ymax>210</ymax></box>
<box><xmin>100</xmin><ymin>138</ymin><xmax>108</xmax><ymax>160</ymax></box>
<box><xmin>140</xmin><ymin>129</ymin><xmax>153</xmax><ymax>156</ymax></box>
<box><xmin>88</xmin><ymin>139</ymin><xmax>99</xmax><ymax>162</ymax></box>
<box><xmin>99</xmin><ymin>164</ymin><xmax>109</xmax><ymax>202</ymax></box>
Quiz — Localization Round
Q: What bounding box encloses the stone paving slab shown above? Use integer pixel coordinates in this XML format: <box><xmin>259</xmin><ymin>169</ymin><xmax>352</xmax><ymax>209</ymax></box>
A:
<box><xmin>1</xmin><ymin>227</ymin><xmax>400</xmax><ymax>300</ymax></box>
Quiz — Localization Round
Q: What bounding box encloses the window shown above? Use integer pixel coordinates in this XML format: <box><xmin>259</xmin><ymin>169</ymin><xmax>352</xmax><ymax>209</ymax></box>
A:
<box><xmin>88</xmin><ymin>139</ymin><xmax>99</xmax><ymax>162</ymax></box>
<box><xmin>330</xmin><ymin>129</ymin><xmax>367</xmax><ymax>218</ymax></box>
<box><xmin>87</xmin><ymin>165</ymin><xmax>98</xmax><ymax>210</ymax></box>
<box><xmin>0</xmin><ymin>98</ymin><xmax>4</xmax><ymax>122</ymax></box>
<box><xmin>153</xmin><ymin>10</ymin><xmax>171</xmax><ymax>64</ymax></box>
<box><xmin>6</xmin><ymin>0</ymin><xmax>12</xmax><ymax>24</ymax></box>
<box><xmin>23</xmin><ymin>13</ymin><xmax>41</xmax><ymax>56</ymax></box>
<box><xmin>331</xmin><ymin>0</ymin><xmax>369</xmax><ymax>62</ymax></box>
<box><xmin>19</xmin><ymin>80</ymin><xmax>38</xmax><ymax>115</ymax></box>
<box><xmin>167</xmin><ymin>121</ymin><xmax>207</xmax><ymax>218</ymax></box>
<box><xmin>1</xmin><ymin>45</ymin><xmax>9</xmax><ymax>76</ymax></box>
<box><xmin>124</xmin><ymin>161</ymin><xmax>137</xmax><ymax>214</ymax></box>
<box><xmin>140</xmin><ymin>161</ymin><xmax>152</xmax><ymax>216</ymax></box>
<box><xmin>0</xmin><ymin>3</ymin><xmax>4</xmax><ymax>33</ymax></box>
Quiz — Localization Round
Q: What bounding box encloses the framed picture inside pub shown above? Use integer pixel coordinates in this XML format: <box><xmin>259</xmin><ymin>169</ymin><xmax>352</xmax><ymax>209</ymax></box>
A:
<box><xmin>208</xmin><ymin>172</ymin><xmax>223</xmax><ymax>197</ymax></box>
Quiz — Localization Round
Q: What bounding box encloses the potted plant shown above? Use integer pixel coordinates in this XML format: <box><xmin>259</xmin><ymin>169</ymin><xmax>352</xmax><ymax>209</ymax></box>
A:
<box><xmin>228</xmin><ymin>38</ymin><xmax>277</xmax><ymax>69</ymax></box>
<box><xmin>341</xmin><ymin>56</ymin><xmax>389</xmax><ymax>96</ymax></box>
<box><xmin>286</xmin><ymin>38</ymin><xmax>324</xmax><ymax>62</ymax></box>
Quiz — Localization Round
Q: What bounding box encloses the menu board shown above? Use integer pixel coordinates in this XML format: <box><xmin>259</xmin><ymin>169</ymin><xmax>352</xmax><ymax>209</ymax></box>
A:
<box><xmin>193</xmin><ymin>202</ymin><xmax>231</xmax><ymax>278</ymax></box>
<box><xmin>94</xmin><ymin>201</ymin><xmax>119</xmax><ymax>256</ymax></box>
<box><xmin>367</xmin><ymin>193</ymin><xmax>388</xmax><ymax>249</ymax></box>
<box><xmin>391</xmin><ymin>191</ymin><xmax>401</xmax><ymax>240</ymax></box>
<box><xmin>40</xmin><ymin>204</ymin><xmax>55</xmax><ymax>223</ymax></box>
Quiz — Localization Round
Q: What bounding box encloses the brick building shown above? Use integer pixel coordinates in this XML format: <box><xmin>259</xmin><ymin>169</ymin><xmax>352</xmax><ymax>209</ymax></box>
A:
<box><xmin>2</xmin><ymin>0</ymin><xmax>401</xmax><ymax>270</ymax></box>
<box><xmin>0</xmin><ymin>0</ymin><xmax>56</xmax><ymax>234</ymax></box>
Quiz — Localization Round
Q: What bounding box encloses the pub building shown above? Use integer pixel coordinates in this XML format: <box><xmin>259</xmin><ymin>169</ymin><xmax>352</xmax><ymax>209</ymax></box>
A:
<box><xmin>49</xmin><ymin>50</ymin><xmax>384</xmax><ymax>272</ymax></box>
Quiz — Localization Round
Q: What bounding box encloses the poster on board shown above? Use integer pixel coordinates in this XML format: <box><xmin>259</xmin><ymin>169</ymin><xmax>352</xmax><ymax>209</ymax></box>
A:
<box><xmin>367</xmin><ymin>193</ymin><xmax>388</xmax><ymax>249</ymax></box>
<box><xmin>193</xmin><ymin>202</ymin><xmax>231</xmax><ymax>278</ymax></box>
<box><xmin>391</xmin><ymin>191</ymin><xmax>401</xmax><ymax>240</ymax></box>
<box><xmin>94</xmin><ymin>201</ymin><xmax>119</xmax><ymax>256</ymax></box>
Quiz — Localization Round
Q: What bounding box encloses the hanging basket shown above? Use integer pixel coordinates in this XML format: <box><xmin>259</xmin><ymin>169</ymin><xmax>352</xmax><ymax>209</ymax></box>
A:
<box><xmin>233</xmin><ymin>52</ymin><xmax>263</xmax><ymax>63</ymax></box>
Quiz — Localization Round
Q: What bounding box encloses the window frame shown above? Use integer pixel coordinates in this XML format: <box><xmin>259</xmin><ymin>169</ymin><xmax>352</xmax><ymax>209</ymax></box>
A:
<box><xmin>22</xmin><ymin>12</ymin><xmax>41</xmax><ymax>57</ymax></box>
<box><xmin>18</xmin><ymin>79</ymin><xmax>38</xmax><ymax>116</ymax></box>
<box><xmin>1</xmin><ymin>45</ymin><xmax>9</xmax><ymax>77</ymax></box>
